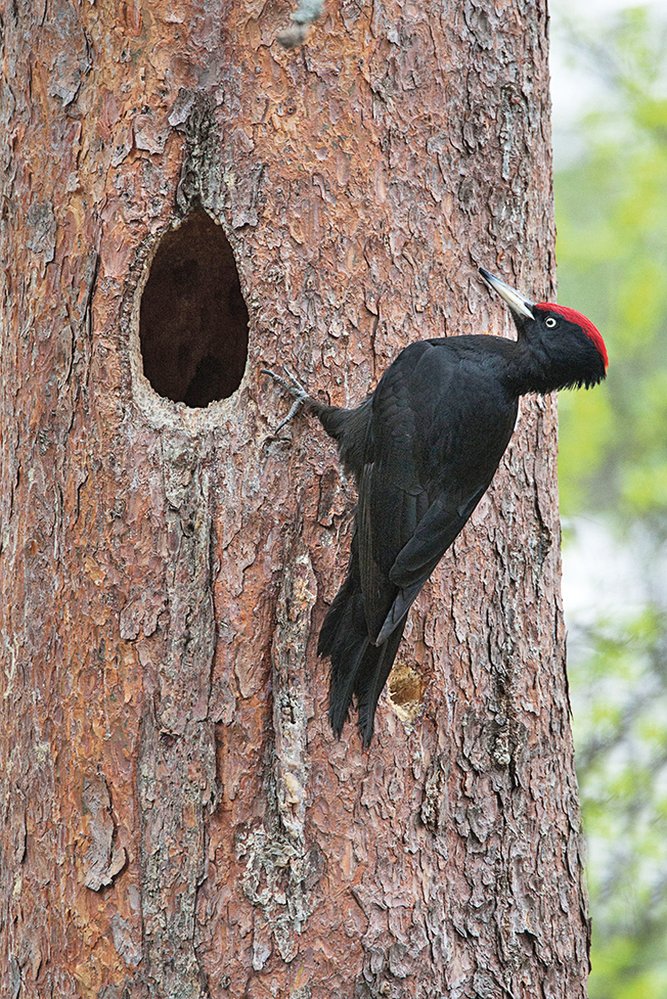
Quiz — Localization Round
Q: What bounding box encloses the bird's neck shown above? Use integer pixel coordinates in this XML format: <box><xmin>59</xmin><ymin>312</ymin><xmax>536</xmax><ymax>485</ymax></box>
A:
<box><xmin>508</xmin><ymin>341</ymin><xmax>591</xmax><ymax>396</ymax></box>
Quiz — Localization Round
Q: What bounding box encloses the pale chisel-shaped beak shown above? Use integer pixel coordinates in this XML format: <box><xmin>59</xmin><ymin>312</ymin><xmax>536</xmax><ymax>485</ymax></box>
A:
<box><xmin>479</xmin><ymin>267</ymin><xmax>535</xmax><ymax>321</ymax></box>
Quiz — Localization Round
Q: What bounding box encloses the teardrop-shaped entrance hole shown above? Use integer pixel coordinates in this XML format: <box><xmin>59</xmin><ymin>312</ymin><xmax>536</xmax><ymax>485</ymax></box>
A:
<box><xmin>139</xmin><ymin>210</ymin><xmax>249</xmax><ymax>407</ymax></box>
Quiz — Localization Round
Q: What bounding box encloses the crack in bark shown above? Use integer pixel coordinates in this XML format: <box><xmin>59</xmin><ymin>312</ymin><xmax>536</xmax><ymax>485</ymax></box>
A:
<box><xmin>238</xmin><ymin>537</ymin><xmax>321</xmax><ymax>969</ymax></box>
<box><xmin>137</xmin><ymin>442</ymin><xmax>217</xmax><ymax>998</ymax></box>
<box><xmin>175</xmin><ymin>95</ymin><xmax>219</xmax><ymax>219</ymax></box>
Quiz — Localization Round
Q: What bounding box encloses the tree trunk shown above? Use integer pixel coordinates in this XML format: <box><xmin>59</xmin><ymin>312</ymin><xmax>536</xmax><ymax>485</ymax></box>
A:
<box><xmin>0</xmin><ymin>2</ymin><xmax>590</xmax><ymax>997</ymax></box>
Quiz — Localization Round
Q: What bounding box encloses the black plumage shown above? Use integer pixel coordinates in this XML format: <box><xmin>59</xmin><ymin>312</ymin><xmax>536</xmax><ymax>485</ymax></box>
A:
<box><xmin>265</xmin><ymin>268</ymin><xmax>608</xmax><ymax>746</ymax></box>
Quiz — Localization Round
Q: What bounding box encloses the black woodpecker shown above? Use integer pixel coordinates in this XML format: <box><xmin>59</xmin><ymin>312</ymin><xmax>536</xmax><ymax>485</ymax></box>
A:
<box><xmin>264</xmin><ymin>267</ymin><xmax>608</xmax><ymax>746</ymax></box>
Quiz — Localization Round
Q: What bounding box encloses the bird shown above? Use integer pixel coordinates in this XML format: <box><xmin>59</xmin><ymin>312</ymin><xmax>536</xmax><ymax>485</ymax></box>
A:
<box><xmin>263</xmin><ymin>267</ymin><xmax>608</xmax><ymax>746</ymax></box>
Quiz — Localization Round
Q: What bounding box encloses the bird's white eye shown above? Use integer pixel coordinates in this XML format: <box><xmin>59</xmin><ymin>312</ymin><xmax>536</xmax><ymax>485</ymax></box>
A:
<box><xmin>545</xmin><ymin>317</ymin><xmax>558</xmax><ymax>329</ymax></box>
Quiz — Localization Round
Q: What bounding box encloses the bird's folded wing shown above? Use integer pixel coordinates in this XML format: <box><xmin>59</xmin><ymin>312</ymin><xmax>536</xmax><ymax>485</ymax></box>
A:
<box><xmin>369</xmin><ymin>486</ymin><xmax>486</xmax><ymax>646</ymax></box>
<box><xmin>355</xmin><ymin>338</ymin><xmax>519</xmax><ymax>647</ymax></box>
<box><xmin>357</xmin><ymin>344</ymin><xmax>497</xmax><ymax>644</ymax></box>
<box><xmin>389</xmin><ymin>486</ymin><xmax>486</xmax><ymax>589</ymax></box>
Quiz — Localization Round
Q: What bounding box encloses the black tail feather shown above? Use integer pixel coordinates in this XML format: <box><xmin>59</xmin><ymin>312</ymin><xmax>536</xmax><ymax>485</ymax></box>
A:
<box><xmin>324</xmin><ymin>582</ymin><xmax>370</xmax><ymax>738</ymax></box>
<box><xmin>317</xmin><ymin>567</ymin><xmax>357</xmax><ymax>659</ymax></box>
<box><xmin>321</xmin><ymin>564</ymin><xmax>406</xmax><ymax>746</ymax></box>
<box><xmin>354</xmin><ymin>621</ymin><xmax>406</xmax><ymax>747</ymax></box>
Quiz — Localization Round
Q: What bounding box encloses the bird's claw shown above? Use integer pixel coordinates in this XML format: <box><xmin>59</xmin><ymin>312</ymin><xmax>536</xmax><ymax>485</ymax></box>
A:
<box><xmin>262</xmin><ymin>366</ymin><xmax>311</xmax><ymax>434</ymax></box>
<box><xmin>262</xmin><ymin>366</ymin><xmax>308</xmax><ymax>399</ymax></box>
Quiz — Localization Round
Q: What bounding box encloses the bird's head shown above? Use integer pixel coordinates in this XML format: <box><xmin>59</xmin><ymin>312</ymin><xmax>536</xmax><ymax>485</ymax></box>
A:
<box><xmin>479</xmin><ymin>267</ymin><xmax>608</xmax><ymax>391</ymax></box>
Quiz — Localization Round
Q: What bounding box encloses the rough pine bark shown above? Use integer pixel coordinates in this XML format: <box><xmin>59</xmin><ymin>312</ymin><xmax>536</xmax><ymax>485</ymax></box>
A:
<box><xmin>0</xmin><ymin>1</ymin><xmax>590</xmax><ymax>997</ymax></box>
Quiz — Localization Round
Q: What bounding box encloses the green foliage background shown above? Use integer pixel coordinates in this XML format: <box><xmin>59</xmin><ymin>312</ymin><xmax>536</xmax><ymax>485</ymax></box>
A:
<box><xmin>553</xmin><ymin>5</ymin><xmax>667</xmax><ymax>995</ymax></box>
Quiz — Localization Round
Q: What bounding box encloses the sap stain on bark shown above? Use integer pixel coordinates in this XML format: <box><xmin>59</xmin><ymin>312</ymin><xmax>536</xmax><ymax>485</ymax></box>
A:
<box><xmin>386</xmin><ymin>661</ymin><xmax>425</xmax><ymax>727</ymax></box>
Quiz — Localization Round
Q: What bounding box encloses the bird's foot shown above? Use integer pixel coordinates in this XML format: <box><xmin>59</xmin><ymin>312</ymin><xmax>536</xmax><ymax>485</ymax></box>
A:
<box><xmin>262</xmin><ymin>366</ymin><xmax>312</xmax><ymax>434</ymax></box>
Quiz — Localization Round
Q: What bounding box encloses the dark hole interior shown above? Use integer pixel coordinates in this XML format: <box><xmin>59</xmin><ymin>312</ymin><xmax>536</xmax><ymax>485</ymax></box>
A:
<box><xmin>139</xmin><ymin>210</ymin><xmax>249</xmax><ymax>407</ymax></box>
